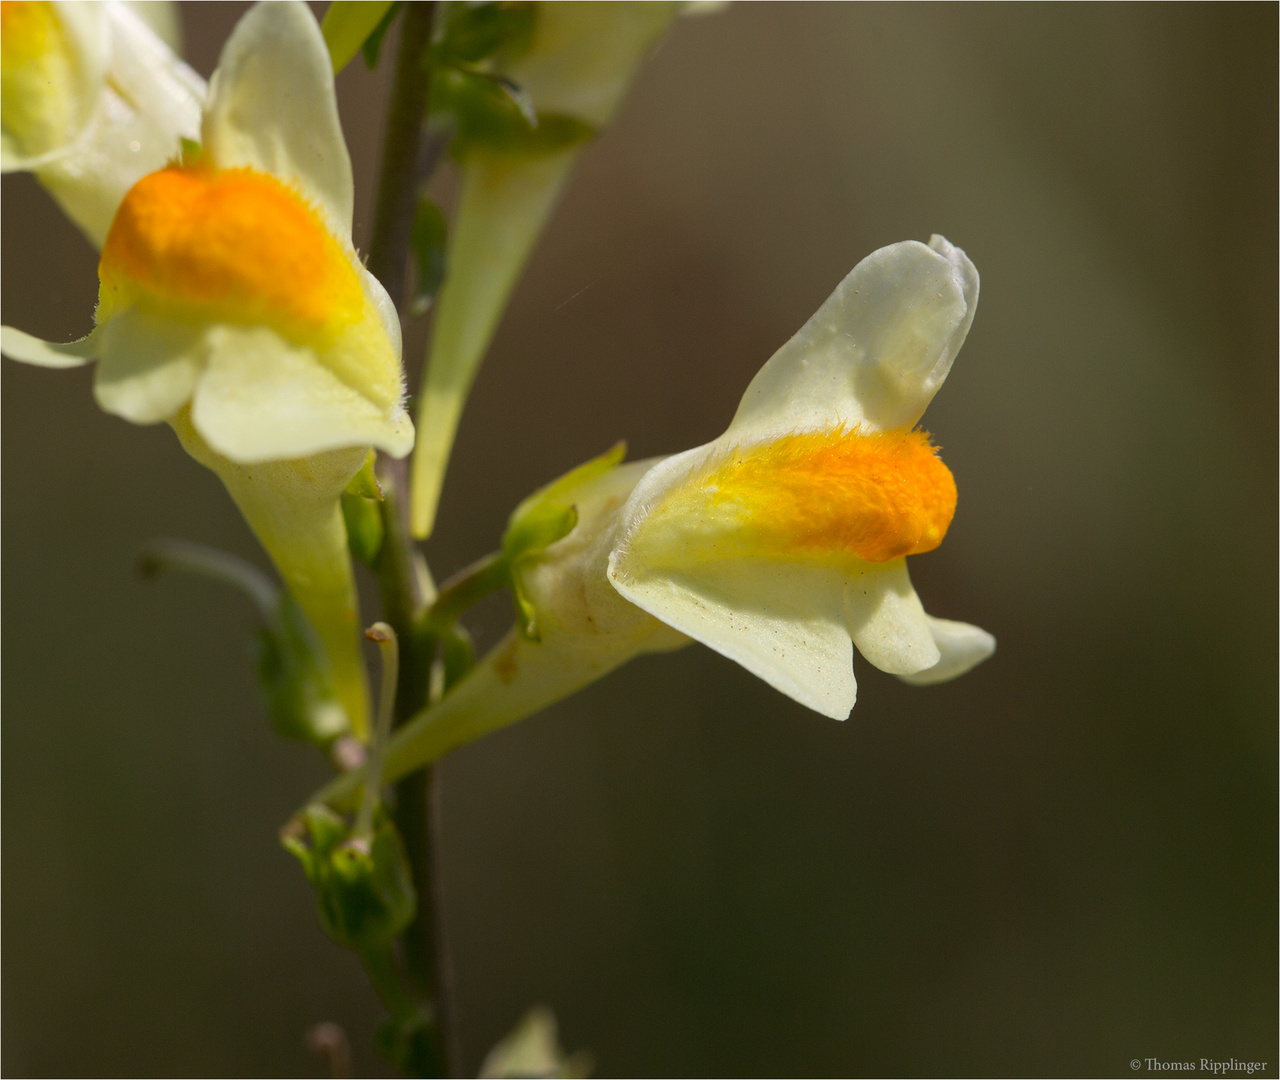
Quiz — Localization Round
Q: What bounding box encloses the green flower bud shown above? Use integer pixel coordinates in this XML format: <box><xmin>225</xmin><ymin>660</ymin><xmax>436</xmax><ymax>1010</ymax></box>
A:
<box><xmin>283</xmin><ymin>804</ymin><xmax>416</xmax><ymax>953</ymax></box>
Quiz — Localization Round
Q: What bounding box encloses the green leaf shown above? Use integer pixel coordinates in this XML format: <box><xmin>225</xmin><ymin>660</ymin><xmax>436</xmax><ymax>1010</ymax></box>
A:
<box><xmin>410</xmin><ymin>196</ymin><xmax>449</xmax><ymax>316</ymax></box>
<box><xmin>507</xmin><ymin>441</ymin><xmax>626</xmax><ymax>530</ymax></box>
<box><xmin>257</xmin><ymin>593</ymin><xmax>350</xmax><ymax>746</ymax></box>
<box><xmin>284</xmin><ymin>805</ymin><xmax>417</xmax><ymax>953</ymax></box>
<box><xmin>139</xmin><ymin>539</ymin><xmax>349</xmax><ymax>748</ymax></box>
<box><xmin>504</xmin><ymin>501</ymin><xmax>577</xmax><ymax>564</ymax></box>
<box><xmin>432</xmin><ymin>65</ymin><xmax>597</xmax><ymax>159</ymax></box>
<box><xmin>440</xmin><ymin>624</ymin><xmax>476</xmax><ymax>690</ymax></box>
<box><xmin>503</xmin><ymin>499</ymin><xmax>577</xmax><ymax>640</ymax></box>
<box><xmin>341</xmin><ymin>494</ymin><xmax>385</xmax><ymax>567</ymax></box>
<box><xmin>438</xmin><ymin>1</ymin><xmax>536</xmax><ymax>65</ymax></box>
<box><xmin>343</xmin><ymin>448</ymin><xmax>385</xmax><ymax>500</ymax></box>
<box><xmin>361</xmin><ymin>1</ymin><xmax>404</xmax><ymax>69</ymax></box>
<box><xmin>322</xmin><ymin>0</ymin><xmax>398</xmax><ymax>73</ymax></box>
<box><xmin>499</xmin><ymin>443</ymin><xmax>626</xmax><ymax>641</ymax></box>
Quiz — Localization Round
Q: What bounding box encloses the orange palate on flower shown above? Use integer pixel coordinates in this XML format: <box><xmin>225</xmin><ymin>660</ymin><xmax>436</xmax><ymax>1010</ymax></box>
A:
<box><xmin>98</xmin><ymin>164</ymin><xmax>364</xmax><ymax>339</ymax></box>
<box><xmin>662</xmin><ymin>427</ymin><xmax>956</xmax><ymax>565</ymax></box>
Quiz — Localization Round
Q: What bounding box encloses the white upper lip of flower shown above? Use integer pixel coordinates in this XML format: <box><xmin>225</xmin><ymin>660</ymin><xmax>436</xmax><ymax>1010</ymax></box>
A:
<box><xmin>607</xmin><ymin>236</ymin><xmax>995</xmax><ymax>719</ymax></box>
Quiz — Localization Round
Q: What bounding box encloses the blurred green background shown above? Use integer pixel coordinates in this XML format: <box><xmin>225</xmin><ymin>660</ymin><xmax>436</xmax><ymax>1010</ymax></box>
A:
<box><xmin>3</xmin><ymin>3</ymin><xmax>1276</xmax><ymax>1076</ymax></box>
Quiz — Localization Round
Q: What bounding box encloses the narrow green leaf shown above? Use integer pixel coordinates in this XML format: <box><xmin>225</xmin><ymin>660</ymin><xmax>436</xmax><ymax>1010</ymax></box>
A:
<box><xmin>341</xmin><ymin>493</ymin><xmax>385</xmax><ymax>567</ymax></box>
<box><xmin>409</xmin><ymin>196</ymin><xmax>448</xmax><ymax>316</ymax></box>
<box><xmin>321</xmin><ymin>0</ymin><xmax>397</xmax><ymax>73</ymax></box>
<box><xmin>503</xmin><ymin>502</ymin><xmax>578</xmax><ymax>566</ymax></box>
<box><xmin>438</xmin><ymin>1</ymin><xmax>536</xmax><ymax>65</ymax></box>
<box><xmin>361</xmin><ymin>1</ymin><xmax>404</xmax><ymax>69</ymax></box>
<box><xmin>507</xmin><ymin>441</ymin><xmax>626</xmax><ymax>528</ymax></box>
<box><xmin>432</xmin><ymin>65</ymin><xmax>597</xmax><ymax>159</ymax></box>
<box><xmin>494</xmin><ymin>75</ymin><xmax>538</xmax><ymax>129</ymax></box>
<box><xmin>343</xmin><ymin>448</ymin><xmax>384</xmax><ymax>500</ymax></box>
<box><xmin>258</xmin><ymin>593</ymin><xmax>350</xmax><ymax>747</ymax></box>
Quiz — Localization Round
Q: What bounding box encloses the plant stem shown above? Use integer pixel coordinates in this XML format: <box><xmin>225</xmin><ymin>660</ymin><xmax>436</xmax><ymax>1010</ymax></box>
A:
<box><xmin>364</xmin><ymin>4</ymin><xmax>461</xmax><ymax>1076</ymax></box>
<box><xmin>422</xmin><ymin>552</ymin><xmax>508</xmax><ymax>635</ymax></box>
<box><xmin>367</xmin><ymin>1</ymin><xmax>436</xmax><ymax>311</ymax></box>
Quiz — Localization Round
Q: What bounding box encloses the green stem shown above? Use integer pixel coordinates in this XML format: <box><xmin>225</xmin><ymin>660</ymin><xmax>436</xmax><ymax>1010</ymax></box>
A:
<box><xmin>361</xmin><ymin>944</ymin><xmax>421</xmax><ymax>1026</ymax></box>
<box><xmin>421</xmin><ymin>552</ymin><xmax>508</xmax><ymax>635</ymax></box>
<box><xmin>363</xmin><ymin>4</ymin><xmax>459</xmax><ymax>1076</ymax></box>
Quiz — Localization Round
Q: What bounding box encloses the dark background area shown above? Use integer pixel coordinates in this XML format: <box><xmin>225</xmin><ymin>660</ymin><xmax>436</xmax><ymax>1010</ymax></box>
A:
<box><xmin>3</xmin><ymin>3</ymin><xmax>1276</xmax><ymax>1076</ymax></box>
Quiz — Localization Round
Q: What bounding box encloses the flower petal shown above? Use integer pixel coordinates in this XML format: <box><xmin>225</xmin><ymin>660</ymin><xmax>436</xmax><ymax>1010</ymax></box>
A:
<box><xmin>201</xmin><ymin>0</ymin><xmax>353</xmax><ymax>236</ymax></box>
<box><xmin>121</xmin><ymin>0</ymin><xmax>183</xmax><ymax>52</ymax></box>
<box><xmin>190</xmin><ymin>325</ymin><xmax>412</xmax><ymax>463</ymax></box>
<box><xmin>610</xmin><ymin>551</ymin><xmax>856</xmax><ymax>720</ymax></box>
<box><xmin>36</xmin><ymin>4</ymin><xmax>204</xmax><ymax>246</ymax></box>
<box><xmin>102</xmin><ymin>3</ymin><xmax>204</xmax><ymax>145</ymax></box>
<box><xmin>0</xmin><ymin>325</ymin><xmax>97</xmax><ymax>368</ymax></box>
<box><xmin>94</xmin><ymin>307</ymin><xmax>203</xmax><ymax>422</ymax></box>
<box><xmin>898</xmin><ymin>617</ymin><xmax>995</xmax><ymax>686</ymax></box>
<box><xmin>727</xmin><ymin>235</ymin><xmax>978</xmax><ymax>439</ymax></box>
<box><xmin>843</xmin><ymin>559</ymin><xmax>940</xmax><ymax>675</ymax></box>
<box><xmin>0</xmin><ymin>0</ymin><xmax>108</xmax><ymax>171</ymax></box>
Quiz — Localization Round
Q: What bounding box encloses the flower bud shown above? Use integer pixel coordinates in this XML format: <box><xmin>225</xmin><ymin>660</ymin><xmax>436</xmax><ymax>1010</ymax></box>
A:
<box><xmin>283</xmin><ymin>804</ymin><xmax>416</xmax><ymax>953</ymax></box>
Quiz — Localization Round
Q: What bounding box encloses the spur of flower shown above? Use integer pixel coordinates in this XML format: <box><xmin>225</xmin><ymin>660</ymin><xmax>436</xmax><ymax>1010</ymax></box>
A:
<box><xmin>1</xmin><ymin>0</ymin><xmax>205</xmax><ymax>245</ymax></box>
<box><xmin>2</xmin><ymin>1</ymin><xmax>414</xmax><ymax>737</ymax></box>
<box><xmin>314</xmin><ymin>235</ymin><xmax>993</xmax><ymax>808</ymax></box>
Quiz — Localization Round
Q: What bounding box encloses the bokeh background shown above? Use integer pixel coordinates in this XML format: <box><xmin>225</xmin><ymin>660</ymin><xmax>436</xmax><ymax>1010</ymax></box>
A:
<box><xmin>3</xmin><ymin>3</ymin><xmax>1276</xmax><ymax>1076</ymax></box>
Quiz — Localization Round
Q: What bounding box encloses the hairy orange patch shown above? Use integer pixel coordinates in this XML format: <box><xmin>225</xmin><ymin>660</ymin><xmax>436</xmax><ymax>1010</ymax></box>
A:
<box><xmin>98</xmin><ymin>165</ymin><xmax>364</xmax><ymax>338</ymax></box>
<box><xmin>651</xmin><ymin>427</ymin><xmax>956</xmax><ymax>565</ymax></box>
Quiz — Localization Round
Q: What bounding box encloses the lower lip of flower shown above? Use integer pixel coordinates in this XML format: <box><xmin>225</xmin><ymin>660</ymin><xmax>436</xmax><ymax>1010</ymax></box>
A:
<box><xmin>98</xmin><ymin>163</ymin><xmax>366</xmax><ymax>342</ymax></box>
<box><xmin>641</xmin><ymin>425</ymin><xmax>958</xmax><ymax>566</ymax></box>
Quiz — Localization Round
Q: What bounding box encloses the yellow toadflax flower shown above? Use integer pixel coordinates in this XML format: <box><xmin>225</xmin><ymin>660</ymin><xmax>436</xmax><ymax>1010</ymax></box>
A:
<box><xmin>608</xmin><ymin>235</ymin><xmax>994</xmax><ymax>719</ymax></box>
<box><xmin>314</xmin><ymin>236</ymin><xmax>993</xmax><ymax>809</ymax></box>
<box><xmin>1</xmin><ymin>0</ymin><xmax>204</xmax><ymax>245</ymax></box>
<box><xmin>2</xmin><ymin>1</ymin><xmax>414</xmax><ymax>738</ymax></box>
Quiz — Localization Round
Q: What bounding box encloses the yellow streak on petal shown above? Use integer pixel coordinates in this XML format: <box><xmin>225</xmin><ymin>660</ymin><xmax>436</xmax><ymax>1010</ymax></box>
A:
<box><xmin>646</xmin><ymin>427</ymin><xmax>957</xmax><ymax>567</ymax></box>
<box><xmin>1</xmin><ymin>1</ymin><xmax>78</xmax><ymax>155</ymax></box>
<box><xmin>98</xmin><ymin>164</ymin><xmax>366</xmax><ymax>343</ymax></box>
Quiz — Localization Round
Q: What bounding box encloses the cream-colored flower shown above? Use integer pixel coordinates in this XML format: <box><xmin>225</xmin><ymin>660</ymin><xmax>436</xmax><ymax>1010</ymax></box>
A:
<box><xmin>409</xmin><ymin>1</ymin><xmax>686</xmax><ymax>538</ymax></box>
<box><xmin>1</xmin><ymin>0</ymin><xmax>204</xmax><ymax>245</ymax></box>
<box><xmin>2</xmin><ymin>1</ymin><xmax>415</xmax><ymax>737</ymax></box>
<box><xmin>314</xmin><ymin>236</ymin><xmax>992</xmax><ymax>808</ymax></box>
<box><xmin>609</xmin><ymin>236</ymin><xmax>995</xmax><ymax>718</ymax></box>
